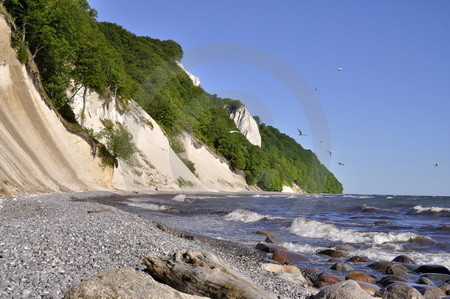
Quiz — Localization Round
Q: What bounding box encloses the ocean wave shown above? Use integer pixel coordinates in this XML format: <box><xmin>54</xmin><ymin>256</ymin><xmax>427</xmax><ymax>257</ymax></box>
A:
<box><xmin>360</xmin><ymin>204</ymin><xmax>397</xmax><ymax>212</ymax></box>
<box><xmin>289</xmin><ymin>217</ymin><xmax>434</xmax><ymax>245</ymax></box>
<box><xmin>172</xmin><ymin>194</ymin><xmax>187</xmax><ymax>202</ymax></box>
<box><xmin>127</xmin><ymin>202</ymin><xmax>168</xmax><ymax>211</ymax></box>
<box><xmin>224</xmin><ymin>209</ymin><xmax>278</xmax><ymax>223</ymax></box>
<box><xmin>252</xmin><ymin>194</ymin><xmax>271</xmax><ymax>198</ymax></box>
<box><xmin>413</xmin><ymin>205</ymin><xmax>450</xmax><ymax>215</ymax></box>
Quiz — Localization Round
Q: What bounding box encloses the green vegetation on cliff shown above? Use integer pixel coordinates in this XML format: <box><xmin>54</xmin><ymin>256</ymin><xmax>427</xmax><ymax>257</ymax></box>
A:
<box><xmin>4</xmin><ymin>0</ymin><xmax>343</xmax><ymax>193</ymax></box>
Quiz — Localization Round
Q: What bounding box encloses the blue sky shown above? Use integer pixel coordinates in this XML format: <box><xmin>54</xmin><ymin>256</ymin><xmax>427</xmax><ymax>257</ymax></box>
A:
<box><xmin>89</xmin><ymin>0</ymin><xmax>450</xmax><ymax>196</ymax></box>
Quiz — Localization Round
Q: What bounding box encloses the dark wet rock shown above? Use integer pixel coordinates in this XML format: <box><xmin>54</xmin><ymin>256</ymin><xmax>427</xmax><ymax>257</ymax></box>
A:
<box><xmin>334</xmin><ymin>244</ymin><xmax>355</xmax><ymax>251</ymax></box>
<box><xmin>331</xmin><ymin>262</ymin><xmax>354</xmax><ymax>272</ymax></box>
<box><xmin>313</xmin><ymin>273</ymin><xmax>343</xmax><ymax>288</ymax></box>
<box><xmin>313</xmin><ymin>280</ymin><xmax>373</xmax><ymax>299</ymax></box>
<box><xmin>345</xmin><ymin>273</ymin><xmax>376</xmax><ymax>284</ymax></box>
<box><xmin>386</xmin><ymin>265</ymin><xmax>408</xmax><ymax>276</ymax></box>
<box><xmin>369</xmin><ymin>261</ymin><xmax>407</xmax><ymax>272</ymax></box>
<box><xmin>355</xmin><ymin>281</ymin><xmax>381</xmax><ymax>296</ymax></box>
<box><xmin>421</xmin><ymin>273</ymin><xmax>450</xmax><ymax>281</ymax></box>
<box><xmin>64</xmin><ymin>268</ymin><xmax>203</xmax><ymax>299</ymax></box>
<box><xmin>264</xmin><ymin>234</ymin><xmax>283</xmax><ymax>244</ymax></box>
<box><xmin>318</xmin><ymin>249</ymin><xmax>345</xmax><ymax>258</ymax></box>
<box><xmin>392</xmin><ymin>255</ymin><xmax>417</xmax><ymax>265</ymax></box>
<box><xmin>272</xmin><ymin>250</ymin><xmax>310</xmax><ymax>264</ymax></box>
<box><xmin>347</xmin><ymin>256</ymin><xmax>368</xmax><ymax>263</ymax></box>
<box><xmin>327</xmin><ymin>258</ymin><xmax>341</xmax><ymax>263</ymax></box>
<box><xmin>415</xmin><ymin>264</ymin><xmax>450</xmax><ymax>275</ymax></box>
<box><xmin>374</xmin><ymin>221</ymin><xmax>390</xmax><ymax>225</ymax></box>
<box><xmin>378</xmin><ymin>275</ymin><xmax>409</xmax><ymax>287</ymax></box>
<box><xmin>348</xmin><ymin>270</ymin><xmax>366</xmax><ymax>275</ymax></box>
<box><xmin>375</xmin><ymin>282</ymin><xmax>423</xmax><ymax>299</ymax></box>
<box><xmin>255</xmin><ymin>242</ymin><xmax>287</xmax><ymax>253</ymax></box>
<box><xmin>143</xmin><ymin>251</ymin><xmax>278</xmax><ymax>299</ymax></box>
<box><xmin>412</xmin><ymin>284</ymin><xmax>446</xmax><ymax>298</ymax></box>
<box><xmin>254</xmin><ymin>230</ymin><xmax>274</xmax><ymax>236</ymax></box>
<box><xmin>417</xmin><ymin>277</ymin><xmax>435</xmax><ymax>286</ymax></box>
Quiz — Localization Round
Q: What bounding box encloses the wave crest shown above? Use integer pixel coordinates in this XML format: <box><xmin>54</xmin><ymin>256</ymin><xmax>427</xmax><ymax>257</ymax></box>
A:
<box><xmin>225</xmin><ymin>209</ymin><xmax>277</xmax><ymax>223</ymax></box>
<box><xmin>127</xmin><ymin>202</ymin><xmax>168</xmax><ymax>211</ymax></box>
<box><xmin>413</xmin><ymin>205</ymin><xmax>450</xmax><ymax>215</ymax></box>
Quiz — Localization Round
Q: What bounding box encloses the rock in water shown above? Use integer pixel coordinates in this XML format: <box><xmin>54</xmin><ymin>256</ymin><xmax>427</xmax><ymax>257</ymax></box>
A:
<box><xmin>375</xmin><ymin>282</ymin><xmax>423</xmax><ymax>299</ymax></box>
<box><xmin>64</xmin><ymin>268</ymin><xmax>204</xmax><ymax>299</ymax></box>
<box><xmin>313</xmin><ymin>280</ymin><xmax>374</xmax><ymax>299</ymax></box>
<box><xmin>143</xmin><ymin>251</ymin><xmax>277</xmax><ymax>299</ymax></box>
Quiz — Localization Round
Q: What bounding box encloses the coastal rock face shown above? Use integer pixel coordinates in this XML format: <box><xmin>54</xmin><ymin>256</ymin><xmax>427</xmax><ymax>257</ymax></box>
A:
<box><xmin>176</xmin><ymin>62</ymin><xmax>201</xmax><ymax>87</ymax></box>
<box><xmin>0</xmin><ymin>14</ymin><xmax>110</xmax><ymax>193</ymax></box>
<box><xmin>313</xmin><ymin>280</ymin><xmax>374</xmax><ymax>299</ymax></box>
<box><xmin>143</xmin><ymin>251</ymin><xmax>277</xmax><ymax>298</ymax></box>
<box><xmin>64</xmin><ymin>267</ymin><xmax>205</xmax><ymax>299</ymax></box>
<box><xmin>227</xmin><ymin>105</ymin><xmax>262</xmax><ymax>147</ymax></box>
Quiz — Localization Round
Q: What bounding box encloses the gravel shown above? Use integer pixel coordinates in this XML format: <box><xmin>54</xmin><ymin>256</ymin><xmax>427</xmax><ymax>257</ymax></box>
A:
<box><xmin>0</xmin><ymin>191</ymin><xmax>317</xmax><ymax>298</ymax></box>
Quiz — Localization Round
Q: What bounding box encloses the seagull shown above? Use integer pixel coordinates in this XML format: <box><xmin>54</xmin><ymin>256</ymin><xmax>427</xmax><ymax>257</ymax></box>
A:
<box><xmin>338</xmin><ymin>162</ymin><xmax>345</xmax><ymax>166</ymax></box>
<box><xmin>315</xmin><ymin>88</ymin><xmax>319</xmax><ymax>92</ymax></box>
<box><xmin>325</xmin><ymin>150</ymin><xmax>332</xmax><ymax>156</ymax></box>
<box><xmin>320</xmin><ymin>140</ymin><xmax>324</xmax><ymax>143</ymax></box>
<box><xmin>338</xmin><ymin>66</ymin><xmax>343</xmax><ymax>71</ymax></box>
<box><xmin>434</xmin><ymin>163</ymin><xmax>440</xmax><ymax>167</ymax></box>
<box><xmin>298</xmin><ymin>129</ymin><xmax>308</xmax><ymax>136</ymax></box>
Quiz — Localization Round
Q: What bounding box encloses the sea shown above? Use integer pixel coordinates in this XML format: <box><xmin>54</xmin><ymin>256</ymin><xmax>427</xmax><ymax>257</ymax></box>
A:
<box><xmin>114</xmin><ymin>193</ymin><xmax>450</xmax><ymax>270</ymax></box>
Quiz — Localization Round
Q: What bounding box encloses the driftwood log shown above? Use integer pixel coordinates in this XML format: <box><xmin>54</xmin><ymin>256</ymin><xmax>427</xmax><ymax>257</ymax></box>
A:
<box><xmin>143</xmin><ymin>251</ymin><xmax>278</xmax><ymax>299</ymax></box>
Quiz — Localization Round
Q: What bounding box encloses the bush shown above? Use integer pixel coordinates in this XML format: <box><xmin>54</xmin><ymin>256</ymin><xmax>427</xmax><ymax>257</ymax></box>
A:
<box><xmin>99</xmin><ymin>125</ymin><xmax>136</xmax><ymax>161</ymax></box>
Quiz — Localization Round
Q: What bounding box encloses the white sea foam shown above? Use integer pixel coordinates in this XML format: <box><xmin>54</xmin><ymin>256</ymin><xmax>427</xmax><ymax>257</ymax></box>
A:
<box><xmin>127</xmin><ymin>202</ymin><xmax>168</xmax><ymax>211</ymax></box>
<box><xmin>252</xmin><ymin>194</ymin><xmax>270</xmax><ymax>198</ymax></box>
<box><xmin>225</xmin><ymin>209</ymin><xmax>277</xmax><ymax>223</ymax></box>
<box><xmin>172</xmin><ymin>194</ymin><xmax>187</xmax><ymax>202</ymax></box>
<box><xmin>413</xmin><ymin>205</ymin><xmax>450</xmax><ymax>213</ymax></box>
<box><xmin>289</xmin><ymin>217</ymin><xmax>433</xmax><ymax>245</ymax></box>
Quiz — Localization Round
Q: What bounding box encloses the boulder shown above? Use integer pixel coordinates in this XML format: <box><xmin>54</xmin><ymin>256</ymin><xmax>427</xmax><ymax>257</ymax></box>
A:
<box><xmin>345</xmin><ymin>273</ymin><xmax>376</xmax><ymax>284</ymax></box>
<box><xmin>412</xmin><ymin>285</ymin><xmax>446</xmax><ymax>298</ymax></box>
<box><xmin>143</xmin><ymin>251</ymin><xmax>277</xmax><ymax>299</ymax></box>
<box><xmin>375</xmin><ymin>282</ymin><xmax>423</xmax><ymax>299</ymax></box>
<box><xmin>313</xmin><ymin>280</ymin><xmax>374</xmax><ymax>299</ymax></box>
<box><xmin>264</xmin><ymin>234</ymin><xmax>283</xmax><ymax>244</ymax></box>
<box><xmin>318</xmin><ymin>249</ymin><xmax>346</xmax><ymax>258</ymax></box>
<box><xmin>392</xmin><ymin>255</ymin><xmax>417</xmax><ymax>265</ymax></box>
<box><xmin>272</xmin><ymin>250</ymin><xmax>310</xmax><ymax>263</ymax></box>
<box><xmin>347</xmin><ymin>256</ymin><xmax>368</xmax><ymax>263</ymax></box>
<box><xmin>415</xmin><ymin>265</ymin><xmax>450</xmax><ymax>275</ymax></box>
<box><xmin>64</xmin><ymin>268</ymin><xmax>204</xmax><ymax>299</ymax></box>
<box><xmin>421</xmin><ymin>273</ymin><xmax>450</xmax><ymax>281</ymax></box>
<box><xmin>313</xmin><ymin>273</ymin><xmax>343</xmax><ymax>288</ymax></box>
<box><xmin>369</xmin><ymin>261</ymin><xmax>407</xmax><ymax>272</ymax></box>
<box><xmin>330</xmin><ymin>262</ymin><xmax>354</xmax><ymax>272</ymax></box>
<box><xmin>355</xmin><ymin>281</ymin><xmax>381</xmax><ymax>296</ymax></box>
<box><xmin>417</xmin><ymin>277</ymin><xmax>435</xmax><ymax>286</ymax></box>
<box><xmin>277</xmin><ymin>272</ymin><xmax>309</xmax><ymax>286</ymax></box>
<box><xmin>261</xmin><ymin>263</ymin><xmax>300</xmax><ymax>274</ymax></box>
<box><xmin>385</xmin><ymin>265</ymin><xmax>408</xmax><ymax>276</ymax></box>
<box><xmin>255</xmin><ymin>242</ymin><xmax>287</xmax><ymax>253</ymax></box>
<box><xmin>378</xmin><ymin>275</ymin><xmax>409</xmax><ymax>287</ymax></box>
<box><xmin>327</xmin><ymin>258</ymin><xmax>341</xmax><ymax>263</ymax></box>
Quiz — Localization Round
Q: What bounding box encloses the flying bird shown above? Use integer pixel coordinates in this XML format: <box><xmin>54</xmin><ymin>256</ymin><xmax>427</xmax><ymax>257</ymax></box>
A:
<box><xmin>434</xmin><ymin>163</ymin><xmax>440</xmax><ymax>167</ymax></box>
<box><xmin>325</xmin><ymin>150</ymin><xmax>332</xmax><ymax>156</ymax></box>
<box><xmin>338</xmin><ymin>66</ymin><xmax>343</xmax><ymax>71</ymax></box>
<box><xmin>298</xmin><ymin>129</ymin><xmax>308</xmax><ymax>136</ymax></box>
<box><xmin>338</xmin><ymin>162</ymin><xmax>345</xmax><ymax>166</ymax></box>
<box><xmin>320</xmin><ymin>140</ymin><xmax>324</xmax><ymax>143</ymax></box>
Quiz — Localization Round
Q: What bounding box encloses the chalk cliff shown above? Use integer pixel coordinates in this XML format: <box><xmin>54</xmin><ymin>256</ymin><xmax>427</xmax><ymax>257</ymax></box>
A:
<box><xmin>227</xmin><ymin>105</ymin><xmax>262</xmax><ymax>147</ymax></box>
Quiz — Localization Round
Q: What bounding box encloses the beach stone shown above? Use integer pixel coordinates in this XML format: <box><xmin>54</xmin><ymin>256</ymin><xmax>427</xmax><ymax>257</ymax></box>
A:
<box><xmin>64</xmin><ymin>267</ymin><xmax>204</xmax><ymax>299</ymax></box>
<box><xmin>334</xmin><ymin>244</ymin><xmax>355</xmax><ymax>251</ymax></box>
<box><xmin>313</xmin><ymin>280</ymin><xmax>373</xmax><ymax>299</ymax></box>
<box><xmin>415</xmin><ymin>265</ymin><xmax>450</xmax><ymax>275</ymax></box>
<box><xmin>272</xmin><ymin>250</ymin><xmax>310</xmax><ymax>264</ymax></box>
<box><xmin>438</xmin><ymin>283</ymin><xmax>450</xmax><ymax>292</ymax></box>
<box><xmin>413</xmin><ymin>285</ymin><xmax>445</xmax><ymax>298</ymax></box>
<box><xmin>375</xmin><ymin>282</ymin><xmax>423</xmax><ymax>299</ymax></box>
<box><xmin>417</xmin><ymin>277</ymin><xmax>435</xmax><ymax>286</ymax></box>
<box><xmin>421</xmin><ymin>273</ymin><xmax>450</xmax><ymax>281</ymax></box>
<box><xmin>327</xmin><ymin>258</ymin><xmax>341</xmax><ymax>263</ymax></box>
<box><xmin>386</xmin><ymin>265</ymin><xmax>408</xmax><ymax>276</ymax></box>
<box><xmin>261</xmin><ymin>263</ymin><xmax>301</xmax><ymax>274</ymax></box>
<box><xmin>369</xmin><ymin>261</ymin><xmax>407</xmax><ymax>272</ymax></box>
<box><xmin>313</xmin><ymin>273</ymin><xmax>343</xmax><ymax>288</ymax></box>
<box><xmin>318</xmin><ymin>249</ymin><xmax>345</xmax><ymax>258</ymax></box>
<box><xmin>374</xmin><ymin>221</ymin><xmax>390</xmax><ymax>225</ymax></box>
<box><xmin>143</xmin><ymin>251</ymin><xmax>278</xmax><ymax>298</ymax></box>
<box><xmin>254</xmin><ymin>230</ymin><xmax>274</xmax><ymax>236</ymax></box>
<box><xmin>355</xmin><ymin>281</ymin><xmax>381</xmax><ymax>296</ymax></box>
<box><xmin>348</xmin><ymin>270</ymin><xmax>366</xmax><ymax>275</ymax></box>
<box><xmin>347</xmin><ymin>256</ymin><xmax>368</xmax><ymax>263</ymax></box>
<box><xmin>265</xmin><ymin>234</ymin><xmax>283</xmax><ymax>244</ymax></box>
<box><xmin>276</xmin><ymin>272</ymin><xmax>309</xmax><ymax>286</ymax></box>
<box><xmin>378</xmin><ymin>275</ymin><xmax>409</xmax><ymax>287</ymax></box>
<box><xmin>345</xmin><ymin>273</ymin><xmax>376</xmax><ymax>284</ymax></box>
<box><xmin>392</xmin><ymin>255</ymin><xmax>417</xmax><ymax>265</ymax></box>
<box><xmin>330</xmin><ymin>262</ymin><xmax>354</xmax><ymax>272</ymax></box>
<box><xmin>255</xmin><ymin>242</ymin><xmax>287</xmax><ymax>253</ymax></box>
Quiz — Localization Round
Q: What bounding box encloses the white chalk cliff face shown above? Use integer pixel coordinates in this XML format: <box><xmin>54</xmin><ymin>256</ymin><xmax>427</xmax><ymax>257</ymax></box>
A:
<box><xmin>176</xmin><ymin>62</ymin><xmax>201</xmax><ymax>87</ymax></box>
<box><xmin>227</xmin><ymin>106</ymin><xmax>262</xmax><ymax>147</ymax></box>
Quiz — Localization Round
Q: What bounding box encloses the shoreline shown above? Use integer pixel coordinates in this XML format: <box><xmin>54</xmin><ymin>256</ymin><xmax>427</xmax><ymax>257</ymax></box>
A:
<box><xmin>0</xmin><ymin>191</ymin><xmax>317</xmax><ymax>298</ymax></box>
